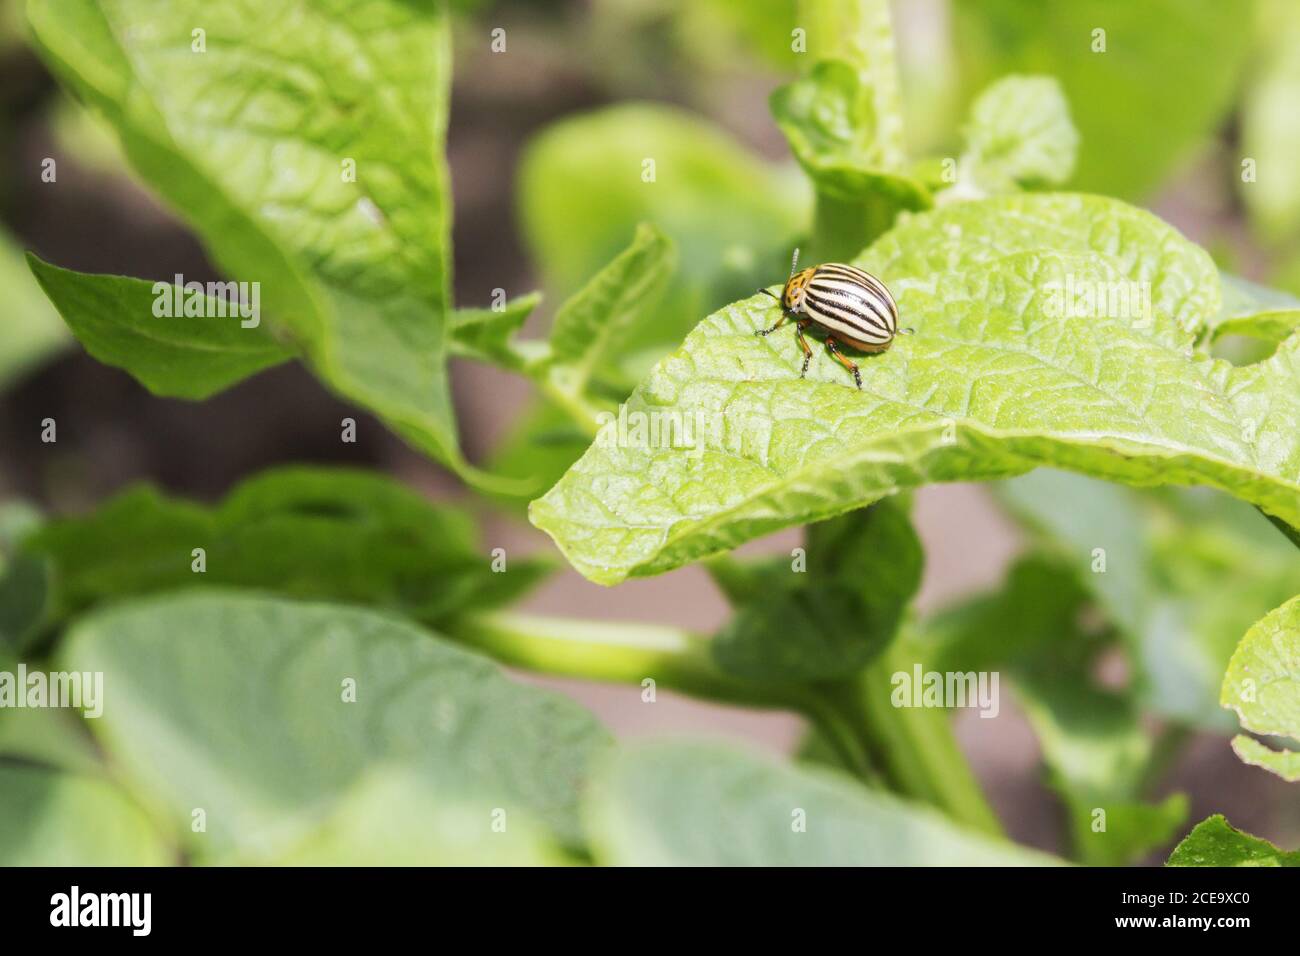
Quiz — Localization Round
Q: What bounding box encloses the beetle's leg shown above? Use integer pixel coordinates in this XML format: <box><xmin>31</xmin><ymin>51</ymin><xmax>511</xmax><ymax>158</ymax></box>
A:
<box><xmin>826</xmin><ymin>336</ymin><xmax>862</xmax><ymax>390</ymax></box>
<box><xmin>755</xmin><ymin>309</ymin><xmax>789</xmax><ymax>337</ymax></box>
<box><xmin>795</xmin><ymin>320</ymin><xmax>814</xmax><ymax>378</ymax></box>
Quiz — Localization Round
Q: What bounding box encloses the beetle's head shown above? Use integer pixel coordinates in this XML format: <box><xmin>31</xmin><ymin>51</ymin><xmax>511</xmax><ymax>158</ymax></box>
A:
<box><xmin>783</xmin><ymin>267</ymin><xmax>817</xmax><ymax>312</ymax></box>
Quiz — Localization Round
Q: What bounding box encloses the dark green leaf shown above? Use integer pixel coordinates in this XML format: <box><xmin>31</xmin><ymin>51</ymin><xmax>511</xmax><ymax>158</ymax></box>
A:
<box><xmin>26</xmin><ymin>466</ymin><xmax>551</xmax><ymax>627</ymax></box>
<box><xmin>27</xmin><ymin>256</ymin><xmax>292</xmax><ymax>399</ymax></box>
<box><xmin>27</xmin><ymin>0</ymin><xmax>469</xmax><ymax>472</ymax></box>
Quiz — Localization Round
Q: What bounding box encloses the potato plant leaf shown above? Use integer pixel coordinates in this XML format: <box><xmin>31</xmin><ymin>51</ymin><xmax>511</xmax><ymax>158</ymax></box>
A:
<box><xmin>26</xmin><ymin>466</ymin><xmax>550</xmax><ymax>627</ymax></box>
<box><xmin>27</xmin><ymin>255</ymin><xmax>294</xmax><ymax>399</ymax></box>
<box><xmin>532</xmin><ymin>194</ymin><xmax>1300</xmax><ymax>586</ymax></box>
<box><xmin>1220</xmin><ymin>594</ymin><xmax>1300</xmax><ymax>782</ymax></box>
<box><xmin>583</xmin><ymin>739</ymin><xmax>1059</xmax><ymax>866</ymax></box>
<box><xmin>1167</xmin><ymin>814</ymin><xmax>1300</xmax><ymax>866</ymax></box>
<box><xmin>63</xmin><ymin>592</ymin><xmax>611</xmax><ymax>861</ymax></box>
<box><xmin>26</xmin><ymin>0</ymin><xmax>468</xmax><ymax>472</ymax></box>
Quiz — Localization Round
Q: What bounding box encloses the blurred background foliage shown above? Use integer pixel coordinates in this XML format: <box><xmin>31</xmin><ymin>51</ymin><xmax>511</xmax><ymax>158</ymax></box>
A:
<box><xmin>1</xmin><ymin>0</ymin><xmax>1297</xmax><ymax>861</ymax></box>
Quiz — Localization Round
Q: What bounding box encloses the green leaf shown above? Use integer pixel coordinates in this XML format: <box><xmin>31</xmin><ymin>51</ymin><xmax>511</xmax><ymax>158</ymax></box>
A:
<box><xmin>708</xmin><ymin>498</ymin><xmax>922</xmax><ymax>681</ymax></box>
<box><xmin>531</xmin><ymin>194</ymin><xmax>1300</xmax><ymax>586</ymax></box>
<box><xmin>771</xmin><ymin>59</ymin><xmax>929</xmax><ymax>260</ymax></box>
<box><xmin>1167</xmin><ymin>815</ymin><xmax>1300</xmax><ymax>866</ymax></box>
<box><xmin>62</xmin><ymin>591</ymin><xmax>611</xmax><ymax>861</ymax></box>
<box><xmin>0</xmin><ymin>232</ymin><xmax>68</xmax><ymax>389</ymax></box>
<box><xmin>26</xmin><ymin>0</ymin><xmax>468</xmax><ymax>472</ymax></box>
<box><xmin>518</xmin><ymin>103</ymin><xmax>808</xmax><ymax>374</ymax></box>
<box><xmin>771</xmin><ymin>59</ymin><xmax>927</xmax><ymax>205</ymax></box>
<box><xmin>450</xmin><ymin>293</ymin><xmax>543</xmax><ymax>373</ymax></box>
<box><xmin>27</xmin><ymin>255</ymin><xmax>293</xmax><ymax>399</ymax></box>
<box><xmin>583</xmin><ymin>739</ymin><xmax>1059</xmax><ymax>866</ymax></box>
<box><xmin>541</xmin><ymin>223</ymin><xmax>676</xmax><ymax>403</ymax></box>
<box><xmin>797</xmin><ymin>0</ymin><xmax>906</xmax><ymax>169</ymax></box>
<box><xmin>0</xmin><ymin>765</ymin><xmax>170</xmax><ymax>865</ymax></box>
<box><xmin>956</xmin><ymin>75</ymin><xmax>1078</xmax><ymax>194</ymax></box>
<box><xmin>1221</xmin><ymin>594</ymin><xmax>1300</xmax><ymax>782</ymax></box>
<box><xmin>27</xmin><ymin>466</ymin><xmax>550</xmax><ymax>627</ymax></box>
<box><xmin>953</xmin><ymin>0</ymin><xmax>1256</xmax><ymax>199</ymax></box>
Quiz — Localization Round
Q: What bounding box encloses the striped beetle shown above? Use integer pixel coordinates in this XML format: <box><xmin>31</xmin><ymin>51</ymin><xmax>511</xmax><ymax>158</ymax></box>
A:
<box><xmin>756</xmin><ymin>249</ymin><xmax>911</xmax><ymax>389</ymax></box>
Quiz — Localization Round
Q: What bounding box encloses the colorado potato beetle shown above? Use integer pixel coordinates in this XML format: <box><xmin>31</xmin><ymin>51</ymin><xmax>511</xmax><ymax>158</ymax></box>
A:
<box><xmin>756</xmin><ymin>249</ymin><xmax>911</xmax><ymax>389</ymax></box>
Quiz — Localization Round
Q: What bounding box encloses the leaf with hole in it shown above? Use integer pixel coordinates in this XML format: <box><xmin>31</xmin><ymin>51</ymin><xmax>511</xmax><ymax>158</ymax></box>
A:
<box><xmin>708</xmin><ymin>497</ymin><xmax>921</xmax><ymax>681</ymax></box>
<box><xmin>583</xmin><ymin>739</ymin><xmax>1060</xmax><ymax>866</ymax></box>
<box><xmin>27</xmin><ymin>255</ymin><xmax>293</xmax><ymax>399</ymax></box>
<box><xmin>956</xmin><ymin>75</ymin><xmax>1078</xmax><ymax>195</ymax></box>
<box><xmin>26</xmin><ymin>0</ymin><xmax>468</xmax><ymax>472</ymax></box>
<box><xmin>63</xmin><ymin>592</ymin><xmax>611</xmax><ymax>862</ymax></box>
<box><xmin>1221</xmin><ymin>594</ymin><xmax>1300</xmax><ymax>782</ymax></box>
<box><xmin>531</xmin><ymin>194</ymin><xmax>1300</xmax><ymax>586</ymax></box>
<box><xmin>0</xmin><ymin>765</ymin><xmax>170</xmax><ymax>865</ymax></box>
<box><xmin>26</xmin><ymin>466</ymin><xmax>550</xmax><ymax>627</ymax></box>
<box><xmin>1167</xmin><ymin>814</ymin><xmax>1300</xmax><ymax>866</ymax></box>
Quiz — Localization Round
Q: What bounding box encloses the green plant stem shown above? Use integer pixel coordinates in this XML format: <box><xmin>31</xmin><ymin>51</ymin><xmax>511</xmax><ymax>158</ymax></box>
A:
<box><xmin>446</xmin><ymin>611</ymin><xmax>771</xmax><ymax>705</ymax></box>
<box><xmin>444</xmin><ymin>610</ymin><xmax>879</xmax><ymax>782</ymax></box>
<box><xmin>842</xmin><ymin>640</ymin><xmax>1004</xmax><ymax>837</ymax></box>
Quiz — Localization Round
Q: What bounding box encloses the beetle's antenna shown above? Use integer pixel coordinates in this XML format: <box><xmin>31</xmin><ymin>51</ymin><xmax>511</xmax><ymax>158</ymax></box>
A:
<box><xmin>756</xmin><ymin>288</ymin><xmax>780</xmax><ymax>300</ymax></box>
<box><xmin>789</xmin><ymin>247</ymin><xmax>801</xmax><ymax>278</ymax></box>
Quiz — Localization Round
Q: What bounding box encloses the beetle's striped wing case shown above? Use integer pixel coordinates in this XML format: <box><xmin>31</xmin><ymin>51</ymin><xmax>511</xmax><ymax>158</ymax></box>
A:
<box><xmin>801</xmin><ymin>264</ymin><xmax>899</xmax><ymax>351</ymax></box>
